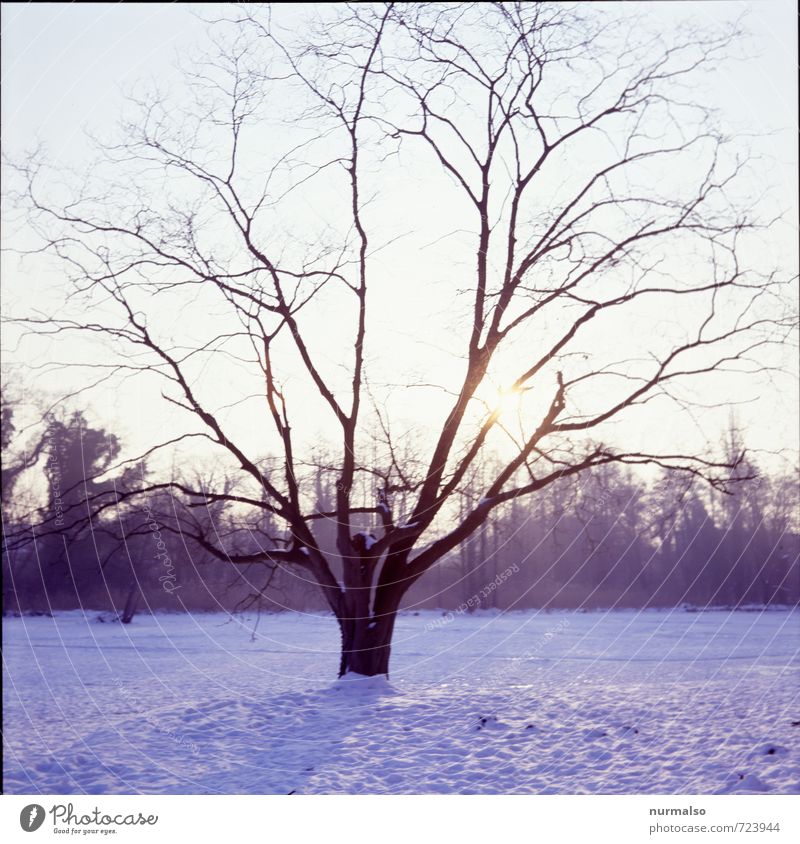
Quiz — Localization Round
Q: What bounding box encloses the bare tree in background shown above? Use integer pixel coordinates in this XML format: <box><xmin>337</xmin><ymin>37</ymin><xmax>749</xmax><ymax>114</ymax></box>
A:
<box><xmin>6</xmin><ymin>4</ymin><xmax>795</xmax><ymax>676</ymax></box>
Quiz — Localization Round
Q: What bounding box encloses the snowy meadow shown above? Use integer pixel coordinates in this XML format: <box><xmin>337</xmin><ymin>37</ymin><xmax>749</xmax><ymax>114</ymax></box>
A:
<box><xmin>3</xmin><ymin>608</ymin><xmax>798</xmax><ymax>795</ymax></box>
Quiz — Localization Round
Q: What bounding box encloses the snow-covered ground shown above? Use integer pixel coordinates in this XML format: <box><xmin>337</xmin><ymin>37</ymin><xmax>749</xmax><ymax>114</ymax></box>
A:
<box><xmin>3</xmin><ymin>608</ymin><xmax>798</xmax><ymax>794</ymax></box>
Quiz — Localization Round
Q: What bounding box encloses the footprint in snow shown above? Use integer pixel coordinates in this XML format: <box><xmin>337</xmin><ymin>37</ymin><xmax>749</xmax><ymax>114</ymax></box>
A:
<box><xmin>583</xmin><ymin>728</ymin><xmax>608</xmax><ymax>741</ymax></box>
<box><xmin>475</xmin><ymin>715</ymin><xmax>509</xmax><ymax>732</ymax></box>
<box><xmin>755</xmin><ymin>744</ymin><xmax>788</xmax><ymax>758</ymax></box>
<box><xmin>714</xmin><ymin>773</ymin><xmax>771</xmax><ymax>794</ymax></box>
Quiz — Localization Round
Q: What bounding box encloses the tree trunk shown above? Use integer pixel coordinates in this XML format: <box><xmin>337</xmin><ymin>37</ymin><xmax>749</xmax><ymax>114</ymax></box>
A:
<box><xmin>338</xmin><ymin>611</ymin><xmax>396</xmax><ymax>677</ymax></box>
<box><xmin>120</xmin><ymin>581</ymin><xmax>139</xmax><ymax>624</ymax></box>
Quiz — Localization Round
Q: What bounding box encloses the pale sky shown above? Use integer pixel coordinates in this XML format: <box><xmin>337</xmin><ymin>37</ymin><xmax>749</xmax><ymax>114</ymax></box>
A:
<box><xmin>2</xmin><ymin>2</ymin><xmax>798</xmax><ymax>488</ymax></box>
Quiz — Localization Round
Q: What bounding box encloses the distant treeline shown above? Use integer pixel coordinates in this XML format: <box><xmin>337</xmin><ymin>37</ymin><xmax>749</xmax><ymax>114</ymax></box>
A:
<box><xmin>2</xmin><ymin>395</ymin><xmax>797</xmax><ymax>619</ymax></box>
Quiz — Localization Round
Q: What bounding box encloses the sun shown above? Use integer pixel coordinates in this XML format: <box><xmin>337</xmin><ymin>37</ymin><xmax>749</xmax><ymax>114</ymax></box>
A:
<box><xmin>491</xmin><ymin>385</ymin><xmax>523</xmax><ymax>424</ymax></box>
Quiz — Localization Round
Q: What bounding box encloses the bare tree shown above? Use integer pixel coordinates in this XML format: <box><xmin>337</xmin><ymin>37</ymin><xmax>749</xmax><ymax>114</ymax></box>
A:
<box><xmin>6</xmin><ymin>4</ymin><xmax>795</xmax><ymax>675</ymax></box>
